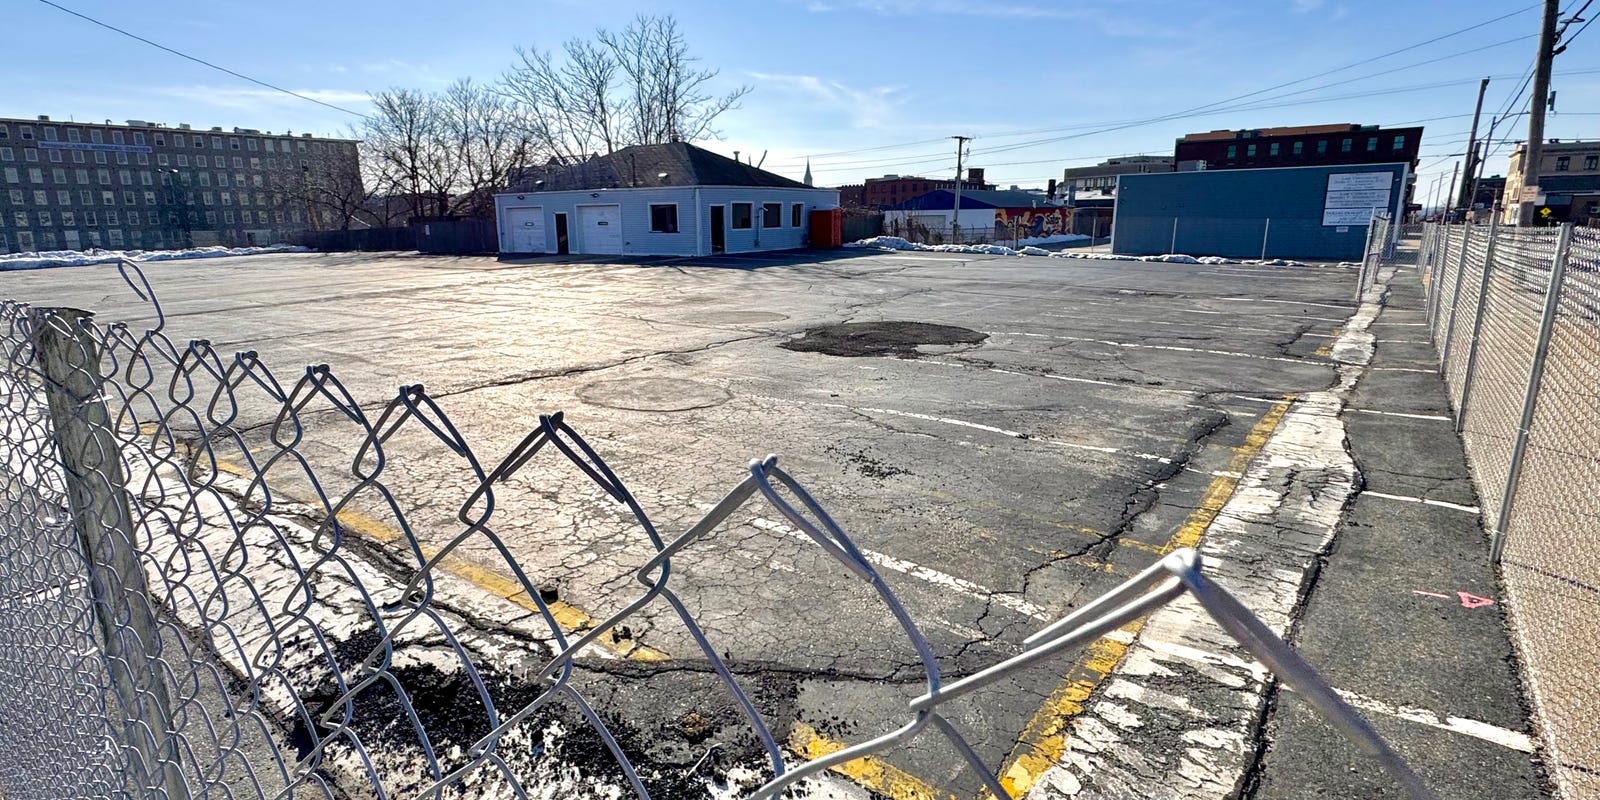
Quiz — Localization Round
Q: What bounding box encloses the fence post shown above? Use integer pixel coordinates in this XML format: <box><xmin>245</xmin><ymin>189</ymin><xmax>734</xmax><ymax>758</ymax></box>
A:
<box><xmin>32</xmin><ymin>307</ymin><xmax>188</xmax><ymax>799</ymax></box>
<box><xmin>1489</xmin><ymin>223</ymin><xmax>1574</xmax><ymax>564</ymax></box>
<box><xmin>1261</xmin><ymin>218</ymin><xmax>1271</xmax><ymax>260</ymax></box>
<box><xmin>1438</xmin><ymin>223</ymin><xmax>1477</xmax><ymax>371</ymax></box>
<box><xmin>1425</xmin><ymin>225</ymin><xmax>1453</xmax><ymax>339</ymax></box>
<box><xmin>1170</xmin><ymin>217</ymin><xmax>1178</xmax><ymax>254</ymax></box>
<box><xmin>1453</xmin><ymin>216</ymin><xmax>1501</xmax><ymax>431</ymax></box>
<box><xmin>1356</xmin><ymin>213</ymin><xmax>1377</xmax><ymax>301</ymax></box>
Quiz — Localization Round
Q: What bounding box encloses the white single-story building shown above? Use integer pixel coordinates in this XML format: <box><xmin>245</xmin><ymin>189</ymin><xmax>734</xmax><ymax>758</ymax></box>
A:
<box><xmin>494</xmin><ymin>143</ymin><xmax>839</xmax><ymax>257</ymax></box>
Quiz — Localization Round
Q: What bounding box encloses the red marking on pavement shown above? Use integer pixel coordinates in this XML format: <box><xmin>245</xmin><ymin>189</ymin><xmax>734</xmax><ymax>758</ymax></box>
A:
<box><xmin>1412</xmin><ymin>590</ymin><xmax>1449</xmax><ymax>599</ymax></box>
<box><xmin>1457</xmin><ymin>592</ymin><xmax>1496</xmax><ymax>609</ymax></box>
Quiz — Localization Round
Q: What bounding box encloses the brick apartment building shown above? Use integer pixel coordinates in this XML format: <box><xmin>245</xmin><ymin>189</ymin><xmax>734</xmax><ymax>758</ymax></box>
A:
<box><xmin>839</xmin><ymin>168</ymin><xmax>996</xmax><ymax>209</ymax></box>
<box><xmin>1174</xmin><ymin>124</ymin><xmax>1423</xmax><ymax>172</ymax></box>
<box><xmin>0</xmin><ymin>115</ymin><xmax>359</xmax><ymax>254</ymax></box>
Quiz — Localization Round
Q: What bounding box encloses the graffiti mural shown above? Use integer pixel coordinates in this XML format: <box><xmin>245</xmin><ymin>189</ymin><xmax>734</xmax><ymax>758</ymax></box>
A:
<box><xmin>995</xmin><ymin>208</ymin><xmax>1071</xmax><ymax>238</ymax></box>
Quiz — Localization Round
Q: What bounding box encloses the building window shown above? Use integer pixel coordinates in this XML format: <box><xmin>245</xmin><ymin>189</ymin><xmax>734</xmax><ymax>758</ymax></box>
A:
<box><xmin>12</xmin><ymin>212</ymin><xmax>26</xmax><ymax>227</ymax></box>
<box><xmin>1392</xmin><ymin>135</ymin><xmax>1405</xmax><ymax>150</ymax></box>
<box><xmin>32</xmin><ymin>190</ymin><xmax>47</xmax><ymax>205</ymax></box>
<box><xmin>102</xmin><ymin>191</ymin><xmax>114</xmax><ymax>205</ymax></box>
<box><xmin>157</xmin><ymin>154</ymin><xmax>169</xmax><ymax>166</ymax></box>
<box><xmin>197</xmin><ymin>155</ymin><xmax>208</xmax><ymax>168</ymax></box>
<box><xmin>105</xmin><ymin>211</ymin><xmax>118</xmax><ymax>226</ymax></box>
<box><xmin>83</xmin><ymin>211</ymin><xmax>96</xmax><ymax>226</ymax></box>
<box><xmin>1586</xmin><ymin>155</ymin><xmax>1599</xmax><ymax>170</ymax></box>
<box><xmin>61</xmin><ymin>211</ymin><xmax>74</xmax><ymax>226</ymax></box>
<box><xmin>56</xmin><ymin>190</ymin><xmax>69</xmax><ymax>204</ymax></box>
<box><xmin>1246</xmin><ymin>144</ymin><xmax>1257</xmax><ymax>157</ymax></box>
<box><xmin>762</xmin><ymin>202</ymin><xmax>782</xmax><ymax>227</ymax></box>
<box><xmin>51</xmin><ymin>168</ymin><xmax>66</xmax><ymax>183</ymax></box>
<box><xmin>67</xmin><ymin>129</ymin><xmax>80</xmax><ymax>143</ymax></box>
<box><xmin>173</xmin><ymin>134</ymin><xmax>184</xmax><ymax>148</ymax></box>
<box><xmin>230</xmin><ymin>138</ymin><xmax>241</xmax><ymax>150</ymax></box>
<box><xmin>127</xmin><ymin>211</ymin><xmax>139</xmax><ymax>226</ymax></box>
<box><xmin>90</xmin><ymin>130</ymin><xmax>102</xmax><ymax>144</ymax></box>
<box><xmin>71</xmin><ymin>151</ymin><xmax>83</xmax><ymax>164</ymax></box>
<box><xmin>37</xmin><ymin>211</ymin><xmax>51</xmax><ymax>226</ymax></box>
<box><xmin>731</xmin><ymin>202</ymin><xmax>753</xmax><ymax>229</ymax></box>
<box><xmin>133</xmin><ymin>132</ymin><xmax>145</xmax><ymax>146</ymax></box>
<box><xmin>48</xmin><ymin>149</ymin><xmax>61</xmax><ymax>163</ymax></box>
<box><xmin>1366</xmin><ymin>137</ymin><xmax>1378</xmax><ymax>152</ymax></box>
<box><xmin>648</xmin><ymin>204</ymin><xmax>678</xmax><ymax>233</ymax></box>
<box><xmin>1269</xmin><ymin>142</ymin><xmax>1280</xmax><ymax>156</ymax></box>
<box><xmin>42</xmin><ymin>127</ymin><xmax>57</xmax><ymax>141</ymax></box>
<box><xmin>792</xmin><ymin>203</ymin><xmax>803</xmax><ymax>227</ymax></box>
<box><xmin>0</xmin><ymin>147</ymin><xmax>9</xmax><ymax>161</ymax></box>
<box><xmin>97</xmin><ymin>169</ymin><xmax>110</xmax><ymax>185</ymax></box>
<box><xmin>28</xmin><ymin>168</ymin><xmax>42</xmax><ymax>184</ymax></box>
<box><xmin>25</xmin><ymin>149</ymin><xmax>38</xmax><ymax>162</ymax></box>
<box><xmin>93</xmin><ymin>151</ymin><xmax>105</xmax><ymax>165</ymax></box>
<box><xmin>111</xmin><ymin>131</ymin><xmax>124</xmax><ymax>144</ymax></box>
<box><xmin>247</xmin><ymin>139</ymin><xmax>258</xmax><ymax>152</ymax></box>
<box><xmin>177</xmin><ymin>155</ymin><xmax>188</xmax><ymax>167</ymax></box>
<box><xmin>3</xmin><ymin>168</ymin><xmax>16</xmax><ymax>183</ymax></box>
<box><xmin>1340</xmin><ymin>138</ymin><xmax>1352</xmax><ymax>153</ymax></box>
<box><xmin>20</xmin><ymin>126</ymin><xmax>33</xmax><ymax>141</ymax></box>
<box><xmin>154</xmin><ymin>133</ymin><xmax>165</xmax><ymax>146</ymax></box>
<box><xmin>1556</xmin><ymin>156</ymin><xmax>1570</xmax><ymax>171</ymax></box>
<box><xmin>1227</xmin><ymin>145</ymin><xmax>1237</xmax><ymax>158</ymax></box>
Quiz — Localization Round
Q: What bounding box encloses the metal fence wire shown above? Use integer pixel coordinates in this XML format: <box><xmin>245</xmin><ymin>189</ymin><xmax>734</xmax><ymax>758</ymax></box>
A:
<box><xmin>1412</xmin><ymin>221</ymin><xmax>1600</xmax><ymax>799</ymax></box>
<box><xmin>0</xmin><ymin>262</ymin><xmax>1440</xmax><ymax>800</ymax></box>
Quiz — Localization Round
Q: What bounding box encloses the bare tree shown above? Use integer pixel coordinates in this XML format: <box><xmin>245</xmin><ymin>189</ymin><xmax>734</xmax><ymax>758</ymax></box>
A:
<box><xmin>301</xmin><ymin>150</ymin><xmax>373</xmax><ymax>230</ymax></box>
<box><xmin>440</xmin><ymin>78</ymin><xmax>534</xmax><ymax>218</ymax></box>
<box><xmin>501</xmin><ymin>14</ymin><xmax>749</xmax><ymax>159</ymax></box>
<box><xmin>361</xmin><ymin>88</ymin><xmax>441</xmax><ymax>222</ymax></box>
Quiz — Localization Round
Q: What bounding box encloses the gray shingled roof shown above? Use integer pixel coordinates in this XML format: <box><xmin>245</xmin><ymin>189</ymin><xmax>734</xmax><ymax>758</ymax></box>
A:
<box><xmin>886</xmin><ymin>189</ymin><xmax>1062</xmax><ymax>211</ymax></box>
<box><xmin>512</xmin><ymin>143</ymin><xmax>811</xmax><ymax>192</ymax></box>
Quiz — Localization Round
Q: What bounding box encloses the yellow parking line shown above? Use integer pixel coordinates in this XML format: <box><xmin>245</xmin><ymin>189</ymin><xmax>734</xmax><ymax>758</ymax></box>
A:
<box><xmin>208</xmin><ymin>457</ymin><xmax>668</xmax><ymax>661</ymax></box>
<box><xmin>988</xmin><ymin>398</ymin><xmax>1292</xmax><ymax>798</ymax></box>
<box><xmin>789</xmin><ymin>722</ymin><xmax>958</xmax><ymax>800</ymax></box>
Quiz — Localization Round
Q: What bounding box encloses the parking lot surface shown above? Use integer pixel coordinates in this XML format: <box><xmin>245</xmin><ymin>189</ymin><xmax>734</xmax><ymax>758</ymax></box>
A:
<box><xmin>0</xmin><ymin>248</ymin><xmax>1544</xmax><ymax>799</ymax></box>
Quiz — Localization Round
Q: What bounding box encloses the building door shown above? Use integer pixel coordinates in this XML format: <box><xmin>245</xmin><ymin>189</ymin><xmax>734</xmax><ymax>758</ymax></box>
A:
<box><xmin>554</xmin><ymin>213</ymin><xmax>570</xmax><ymax>254</ymax></box>
<box><xmin>576</xmin><ymin>205</ymin><xmax>622</xmax><ymax>255</ymax></box>
<box><xmin>503</xmin><ymin>206</ymin><xmax>545</xmax><ymax>253</ymax></box>
<box><xmin>709</xmin><ymin>205</ymin><xmax>726</xmax><ymax>254</ymax></box>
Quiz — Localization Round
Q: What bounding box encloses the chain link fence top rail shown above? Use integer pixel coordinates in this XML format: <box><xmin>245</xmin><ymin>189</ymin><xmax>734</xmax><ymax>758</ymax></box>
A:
<box><xmin>1412</xmin><ymin>222</ymin><xmax>1600</xmax><ymax>799</ymax></box>
<box><xmin>0</xmin><ymin>261</ymin><xmax>1440</xmax><ymax>800</ymax></box>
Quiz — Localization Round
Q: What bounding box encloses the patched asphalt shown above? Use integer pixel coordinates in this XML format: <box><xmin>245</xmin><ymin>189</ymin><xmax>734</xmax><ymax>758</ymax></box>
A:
<box><xmin>0</xmin><ymin>248</ymin><xmax>1546</xmax><ymax>799</ymax></box>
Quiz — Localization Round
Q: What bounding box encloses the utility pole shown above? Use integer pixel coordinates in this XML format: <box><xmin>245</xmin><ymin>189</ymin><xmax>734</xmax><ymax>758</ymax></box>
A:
<box><xmin>951</xmin><ymin>135</ymin><xmax>972</xmax><ymax>237</ymax></box>
<box><xmin>1518</xmin><ymin>0</ymin><xmax>1562</xmax><ymax>226</ymax></box>
<box><xmin>1443</xmin><ymin>160</ymin><xmax>1460</xmax><ymax>221</ymax></box>
<box><xmin>1458</xmin><ymin>77</ymin><xmax>1490</xmax><ymax>211</ymax></box>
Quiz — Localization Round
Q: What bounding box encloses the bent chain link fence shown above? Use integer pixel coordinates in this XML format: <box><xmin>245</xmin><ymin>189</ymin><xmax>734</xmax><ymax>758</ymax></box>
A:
<box><xmin>1412</xmin><ymin>221</ymin><xmax>1600</xmax><ymax>799</ymax></box>
<box><xmin>0</xmin><ymin>262</ymin><xmax>1437</xmax><ymax>800</ymax></box>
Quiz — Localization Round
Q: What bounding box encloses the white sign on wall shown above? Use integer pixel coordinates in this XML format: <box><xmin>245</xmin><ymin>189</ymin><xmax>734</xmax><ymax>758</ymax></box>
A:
<box><xmin>1323</xmin><ymin>171</ymin><xmax>1393</xmax><ymax>227</ymax></box>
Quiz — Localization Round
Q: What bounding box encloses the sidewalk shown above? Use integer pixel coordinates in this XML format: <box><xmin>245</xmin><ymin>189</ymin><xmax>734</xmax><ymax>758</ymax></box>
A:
<box><xmin>1248</xmin><ymin>262</ymin><xmax>1549</xmax><ymax>798</ymax></box>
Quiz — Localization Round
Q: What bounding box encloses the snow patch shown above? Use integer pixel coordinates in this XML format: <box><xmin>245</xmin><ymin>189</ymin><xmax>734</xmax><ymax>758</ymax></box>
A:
<box><xmin>0</xmin><ymin>244</ymin><xmax>310</xmax><ymax>271</ymax></box>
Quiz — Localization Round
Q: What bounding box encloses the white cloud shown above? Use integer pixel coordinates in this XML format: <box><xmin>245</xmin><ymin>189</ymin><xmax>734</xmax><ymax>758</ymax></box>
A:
<box><xmin>148</xmin><ymin>85</ymin><xmax>371</xmax><ymax>111</ymax></box>
<box><xmin>747</xmin><ymin>72</ymin><xmax>908</xmax><ymax>129</ymax></box>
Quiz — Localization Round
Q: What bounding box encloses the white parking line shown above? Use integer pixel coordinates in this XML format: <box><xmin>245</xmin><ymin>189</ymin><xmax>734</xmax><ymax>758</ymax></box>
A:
<box><xmin>1349</xmin><ymin>408</ymin><xmax>1452</xmax><ymax>421</ymax></box>
<box><xmin>1363</xmin><ymin>490</ymin><xmax>1480</xmax><ymax>514</ymax></box>
<box><xmin>1218</xmin><ymin>296</ymin><xmax>1356</xmax><ymax>311</ymax></box>
<box><xmin>1327</xmin><ymin>688</ymin><xmax>1534</xmax><ymax>753</ymax></box>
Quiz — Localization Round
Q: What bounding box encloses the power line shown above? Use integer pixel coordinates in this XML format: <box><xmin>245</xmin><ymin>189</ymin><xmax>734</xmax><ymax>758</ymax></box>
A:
<box><xmin>33</xmin><ymin>0</ymin><xmax>371</xmax><ymax>120</ymax></box>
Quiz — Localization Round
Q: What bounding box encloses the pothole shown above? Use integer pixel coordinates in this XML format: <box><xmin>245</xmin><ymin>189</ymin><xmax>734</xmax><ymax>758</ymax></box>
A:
<box><xmin>780</xmin><ymin>321</ymin><xmax>987</xmax><ymax>358</ymax></box>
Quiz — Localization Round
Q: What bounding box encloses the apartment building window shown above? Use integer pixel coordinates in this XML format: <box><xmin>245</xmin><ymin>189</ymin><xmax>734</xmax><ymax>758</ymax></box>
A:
<box><xmin>20</xmin><ymin>126</ymin><xmax>33</xmax><ymax>140</ymax></box>
<box><xmin>235</xmin><ymin>172</ymin><xmax>245</xmax><ymax>186</ymax></box>
<box><xmin>1269</xmin><ymin>142</ymin><xmax>1280</xmax><ymax>156</ymax></box>
<box><xmin>42</xmin><ymin>127</ymin><xmax>57</xmax><ymax>141</ymax></box>
<box><xmin>1337</xmin><ymin>139</ymin><xmax>1349</xmax><ymax>153</ymax></box>
<box><xmin>38</xmin><ymin>232</ymin><xmax>57</xmax><ymax>249</ymax></box>
<box><xmin>48</xmin><ymin>149</ymin><xmax>61</xmax><ymax>163</ymax></box>
<box><xmin>1366</xmin><ymin>137</ymin><xmax>1378</xmax><ymax>151</ymax></box>
<box><xmin>14</xmin><ymin>231</ymin><xmax>32</xmax><ymax>250</ymax></box>
<box><xmin>218</xmin><ymin>173</ymin><xmax>229</xmax><ymax>187</ymax></box>
<box><xmin>252</xmin><ymin>175</ymin><xmax>263</xmax><ymax>188</ymax></box>
<box><xmin>1556</xmin><ymin>156</ymin><xmax>1570</xmax><ymax>171</ymax></box>
<box><xmin>24</xmin><ymin>149</ymin><xmax>37</xmax><ymax>162</ymax></box>
<box><xmin>119</xmin><ymin>170</ymin><xmax>131</xmax><ymax>185</ymax></box>
<box><xmin>0</xmin><ymin>147</ymin><xmax>9</xmax><ymax>161</ymax></box>
<box><xmin>237</xmin><ymin>191</ymin><xmax>249</xmax><ymax>205</ymax></box>
<box><xmin>198</xmin><ymin>172</ymin><xmax>211</xmax><ymax>187</ymax></box>
<box><xmin>212</xmin><ymin>137</ymin><xmax>223</xmax><ymax>150</ymax></box>
<box><xmin>205</xmin><ymin>211</ymin><xmax>217</xmax><ymax>225</ymax></box>
<box><xmin>55</xmin><ymin>190</ymin><xmax>69</xmax><ymax>205</ymax></box>
<box><xmin>3</xmin><ymin>168</ymin><xmax>16</xmax><ymax>183</ymax></box>
<box><xmin>177</xmin><ymin>155</ymin><xmax>188</xmax><ymax>167</ymax></box>
<box><xmin>1246</xmin><ymin>144</ymin><xmax>1257</xmax><ymax>157</ymax></box>
<box><xmin>173</xmin><ymin>134</ymin><xmax>184</xmax><ymax>148</ymax></box>
<box><xmin>1227</xmin><ymin>145</ymin><xmax>1237</xmax><ymax>158</ymax></box>
<box><xmin>127</xmin><ymin>211</ymin><xmax>139</xmax><ymax>226</ymax></box>
<box><xmin>1392</xmin><ymin>135</ymin><xmax>1405</xmax><ymax>150</ymax></box>
<box><xmin>5</xmin><ymin>189</ymin><xmax>20</xmax><ymax>204</ymax></box>
<box><xmin>0</xmin><ymin>124</ymin><xmax>9</xmax><ymax>139</ymax></box>
<box><xmin>230</xmin><ymin>138</ymin><xmax>241</xmax><ymax>150</ymax></box>
<box><xmin>232</xmin><ymin>157</ymin><xmax>243</xmax><ymax>168</ymax></box>
<box><xmin>79</xmin><ymin>190</ymin><xmax>92</xmax><ymax>205</ymax></box>
<box><xmin>67</xmin><ymin>129</ymin><xmax>80</xmax><ymax>143</ymax></box>
<box><xmin>203</xmin><ymin>192</ymin><xmax>214</xmax><ymax>206</ymax></box>
<box><xmin>71</xmin><ymin>151</ymin><xmax>83</xmax><ymax>163</ymax></box>
<box><xmin>221</xmin><ymin>192</ymin><xmax>232</xmax><ymax>206</ymax></box>
<box><xmin>90</xmin><ymin>130</ymin><xmax>102</xmax><ymax>144</ymax></box>
<box><xmin>144</xmin><ymin>191</ymin><xmax>156</xmax><ymax>205</ymax></box>
<box><xmin>224</xmin><ymin>210</ymin><xmax>235</xmax><ymax>224</ymax></box>
<box><xmin>158</xmin><ymin>154</ymin><xmax>169</xmax><ymax>166</ymax></box>
<box><xmin>14</xmin><ymin>212</ymin><xmax>29</xmax><ymax>227</ymax></box>
<box><xmin>1587</xmin><ymin>156</ymin><xmax>1598</xmax><ymax>170</ymax></box>
<box><xmin>111</xmin><ymin>131</ymin><xmax>124</xmax><ymax>145</ymax></box>
<box><xmin>94</xmin><ymin>151</ymin><xmax>106</xmax><ymax>164</ymax></box>
<box><xmin>140</xmin><ymin>171</ymin><xmax>152</xmax><ymax>186</ymax></box>
<box><xmin>247</xmin><ymin>139</ymin><xmax>258</xmax><ymax>152</ymax></box>
<box><xmin>37</xmin><ymin>211</ymin><xmax>51</xmax><ymax>226</ymax></box>
<box><xmin>297</xmin><ymin>141</ymin><xmax>307</xmax><ymax>153</ymax></box>
<box><xmin>51</xmin><ymin>168</ymin><xmax>66</xmax><ymax>184</ymax></box>
<box><xmin>32</xmin><ymin>190</ymin><xmax>47</xmax><ymax>205</ymax></box>
<box><xmin>137</xmin><ymin>153</ymin><xmax>148</xmax><ymax>165</ymax></box>
<box><xmin>123</xmin><ymin>190</ymin><xmax>135</xmax><ymax>205</ymax></box>
<box><xmin>97</xmin><ymin>169</ymin><xmax>110</xmax><ymax>185</ymax></box>
<box><xmin>105</xmin><ymin>211</ymin><xmax>118</xmax><ymax>226</ymax></box>
<box><xmin>133</xmin><ymin>132</ymin><xmax>145</xmax><ymax>146</ymax></box>
<box><xmin>153</xmin><ymin>133</ymin><xmax>165</xmax><ymax>146</ymax></box>
<box><xmin>250</xmin><ymin>158</ymin><xmax>260</xmax><ymax>170</ymax></box>
<box><xmin>101</xmin><ymin>191</ymin><xmax>115</xmax><ymax>205</ymax></box>
<box><xmin>61</xmin><ymin>211</ymin><xmax>74</xmax><ymax>226</ymax></box>
<box><xmin>197</xmin><ymin>155</ymin><xmax>207</xmax><ymax>168</ymax></box>
<box><xmin>28</xmin><ymin>168</ymin><xmax>42</xmax><ymax>184</ymax></box>
<box><xmin>107</xmin><ymin>229</ymin><xmax>123</xmax><ymax>247</ymax></box>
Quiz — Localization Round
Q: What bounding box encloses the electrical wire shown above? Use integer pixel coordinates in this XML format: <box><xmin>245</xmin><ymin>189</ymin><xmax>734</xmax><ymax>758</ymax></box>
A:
<box><xmin>32</xmin><ymin>0</ymin><xmax>371</xmax><ymax>119</ymax></box>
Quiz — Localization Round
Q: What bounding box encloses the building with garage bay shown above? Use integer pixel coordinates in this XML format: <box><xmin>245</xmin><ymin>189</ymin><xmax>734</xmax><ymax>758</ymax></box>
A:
<box><xmin>494</xmin><ymin>142</ymin><xmax>839</xmax><ymax>257</ymax></box>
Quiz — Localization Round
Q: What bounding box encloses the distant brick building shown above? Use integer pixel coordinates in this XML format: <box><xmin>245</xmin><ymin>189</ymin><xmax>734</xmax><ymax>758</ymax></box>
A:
<box><xmin>858</xmin><ymin>168</ymin><xmax>994</xmax><ymax>209</ymax></box>
<box><xmin>1174</xmin><ymin>124</ymin><xmax>1422</xmax><ymax>172</ymax></box>
<box><xmin>0</xmin><ymin>114</ymin><xmax>359</xmax><ymax>254</ymax></box>
<box><xmin>1062</xmin><ymin>155</ymin><xmax>1173</xmax><ymax>194</ymax></box>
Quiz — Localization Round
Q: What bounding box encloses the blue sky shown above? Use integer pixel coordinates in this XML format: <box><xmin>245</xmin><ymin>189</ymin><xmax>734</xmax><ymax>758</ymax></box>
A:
<box><xmin>5</xmin><ymin>0</ymin><xmax>1598</xmax><ymax>197</ymax></box>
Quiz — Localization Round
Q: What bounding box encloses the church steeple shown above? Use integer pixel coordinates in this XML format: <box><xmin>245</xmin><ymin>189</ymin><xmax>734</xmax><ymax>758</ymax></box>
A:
<box><xmin>803</xmin><ymin>158</ymin><xmax>813</xmax><ymax>187</ymax></box>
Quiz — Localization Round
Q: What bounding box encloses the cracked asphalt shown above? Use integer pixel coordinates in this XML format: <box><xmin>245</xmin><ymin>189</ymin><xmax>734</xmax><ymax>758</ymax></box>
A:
<box><xmin>1</xmin><ymin>249</ymin><xmax>1441</xmax><ymax>796</ymax></box>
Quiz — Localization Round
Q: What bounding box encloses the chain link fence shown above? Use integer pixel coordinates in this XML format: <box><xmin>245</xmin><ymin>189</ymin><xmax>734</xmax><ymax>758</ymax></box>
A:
<box><xmin>0</xmin><ymin>262</ymin><xmax>1440</xmax><ymax>799</ymax></box>
<box><xmin>1414</xmin><ymin>220</ymin><xmax>1600</xmax><ymax>799</ymax></box>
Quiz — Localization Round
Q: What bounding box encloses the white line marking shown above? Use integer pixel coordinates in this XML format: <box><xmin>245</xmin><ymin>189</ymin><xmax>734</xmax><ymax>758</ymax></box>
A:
<box><xmin>1350</xmin><ymin>408</ymin><xmax>1452</xmax><ymax>421</ymax></box>
<box><xmin>1363</xmin><ymin>490</ymin><xmax>1480</xmax><ymax>514</ymax></box>
<box><xmin>916</xmin><ymin>359</ymin><xmax>1201</xmax><ymax>396</ymax></box>
<box><xmin>1325</xmin><ymin>688</ymin><xmax>1534</xmax><ymax>753</ymax></box>
<box><xmin>1369</xmin><ymin>366</ymin><xmax>1437</xmax><ymax>373</ymax></box>
<box><xmin>986</xmin><ymin>331</ymin><xmax>1330</xmax><ymax>366</ymax></box>
<box><xmin>747</xmin><ymin>517</ymin><xmax>1053</xmax><ymax>621</ymax></box>
<box><xmin>1218</xmin><ymin>296</ymin><xmax>1356</xmax><ymax>310</ymax></box>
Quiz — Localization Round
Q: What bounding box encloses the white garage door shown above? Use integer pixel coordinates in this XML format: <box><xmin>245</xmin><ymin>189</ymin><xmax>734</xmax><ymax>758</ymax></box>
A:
<box><xmin>503</xmin><ymin>206</ymin><xmax>545</xmax><ymax>253</ymax></box>
<box><xmin>577</xmin><ymin>205</ymin><xmax>623</xmax><ymax>255</ymax></box>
